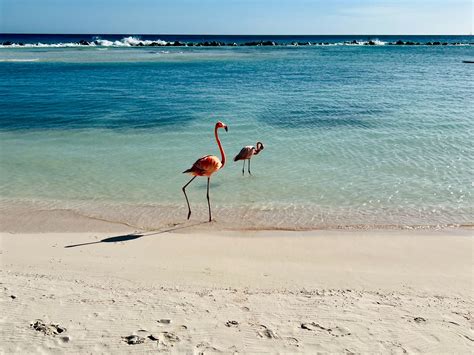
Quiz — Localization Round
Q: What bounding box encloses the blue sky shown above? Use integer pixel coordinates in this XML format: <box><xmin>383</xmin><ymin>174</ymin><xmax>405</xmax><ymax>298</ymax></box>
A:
<box><xmin>0</xmin><ymin>0</ymin><xmax>472</xmax><ymax>34</ymax></box>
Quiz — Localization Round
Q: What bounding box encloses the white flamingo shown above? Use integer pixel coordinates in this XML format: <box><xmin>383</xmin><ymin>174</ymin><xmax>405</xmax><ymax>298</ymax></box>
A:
<box><xmin>233</xmin><ymin>142</ymin><xmax>264</xmax><ymax>175</ymax></box>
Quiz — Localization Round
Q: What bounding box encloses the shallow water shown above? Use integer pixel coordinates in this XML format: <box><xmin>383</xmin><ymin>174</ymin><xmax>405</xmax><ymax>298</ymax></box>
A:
<box><xmin>1</xmin><ymin>35</ymin><xmax>473</xmax><ymax>229</ymax></box>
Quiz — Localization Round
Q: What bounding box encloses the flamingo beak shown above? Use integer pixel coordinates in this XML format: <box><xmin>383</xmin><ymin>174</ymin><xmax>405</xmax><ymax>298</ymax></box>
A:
<box><xmin>224</xmin><ymin>126</ymin><xmax>228</xmax><ymax>132</ymax></box>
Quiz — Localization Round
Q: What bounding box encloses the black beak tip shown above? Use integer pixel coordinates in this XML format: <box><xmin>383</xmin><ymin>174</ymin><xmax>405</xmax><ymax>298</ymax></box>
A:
<box><xmin>225</xmin><ymin>126</ymin><xmax>228</xmax><ymax>132</ymax></box>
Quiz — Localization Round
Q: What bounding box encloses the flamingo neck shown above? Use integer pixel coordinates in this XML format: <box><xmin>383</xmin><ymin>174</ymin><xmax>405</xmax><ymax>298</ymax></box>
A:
<box><xmin>215</xmin><ymin>126</ymin><xmax>226</xmax><ymax>167</ymax></box>
<box><xmin>254</xmin><ymin>144</ymin><xmax>262</xmax><ymax>155</ymax></box>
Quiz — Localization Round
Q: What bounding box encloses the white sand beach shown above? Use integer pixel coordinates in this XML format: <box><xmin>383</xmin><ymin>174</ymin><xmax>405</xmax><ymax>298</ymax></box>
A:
<box><xmin>1</xmin><ymin>224</ymin><xmax>472</xmax><ymax>354</ymax></box>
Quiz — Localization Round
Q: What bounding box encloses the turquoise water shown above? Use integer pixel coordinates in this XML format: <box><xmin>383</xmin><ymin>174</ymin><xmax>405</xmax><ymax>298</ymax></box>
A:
<box><xmin>1</xmin><ymin>36</ymin><xmax>473</xmax><ymax>228</ymax></box>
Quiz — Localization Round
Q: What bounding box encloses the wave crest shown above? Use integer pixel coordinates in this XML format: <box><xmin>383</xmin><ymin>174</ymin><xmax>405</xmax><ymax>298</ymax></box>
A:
<box><xmin>0</xmin><ymin>36</ymin><xmax>471</xmax><ymax>48</ymax></box>
<box><xmin>0</xmin><ymin>36</ymin><xmax>171</xmax><ymax>48</ymax></box>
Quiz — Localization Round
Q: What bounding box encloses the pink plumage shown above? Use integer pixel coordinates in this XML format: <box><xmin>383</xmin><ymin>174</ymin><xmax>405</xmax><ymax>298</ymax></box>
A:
<box><xmin>182</xmin><ymin>121</ymin><xmax>228</xmax><ymax>222</ymax></box>
<box><xmin>183</xmin><ymin>155</ymin><xmax>223</xmax><ymax>177</ymax></box>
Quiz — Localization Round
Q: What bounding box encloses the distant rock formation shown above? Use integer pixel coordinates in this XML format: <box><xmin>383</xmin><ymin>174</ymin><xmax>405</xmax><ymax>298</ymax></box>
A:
<box><xmin>2</xmin><ymin>38</ymin><xmax>472</xmax><ymax>48</ymax></box>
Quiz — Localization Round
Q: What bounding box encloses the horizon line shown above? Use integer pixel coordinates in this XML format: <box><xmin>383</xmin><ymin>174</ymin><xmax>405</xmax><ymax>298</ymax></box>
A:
<box><xmin>1</xmin><ymin>32</ymin><xmax>472</xmax><ymax>36</ymax></box>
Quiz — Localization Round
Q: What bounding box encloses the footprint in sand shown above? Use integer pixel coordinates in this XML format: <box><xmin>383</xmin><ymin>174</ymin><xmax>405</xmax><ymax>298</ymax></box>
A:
<box><xmin>122</xmin><ymin>335</ymin><xmax>146</xmax><ymax>345</ymax></box>
<box><xmin>225</xmin><ymin>320</ymin><xmax>239</xmax><ymax>327</ymax></box>
<box><xmin>331</xmin><ymin>326</ymin><xmax>352</xmax><ymax>337</ymax></box>
<box><xmin>161</xmin><ymin>331</ymin><xmax>180</xmax><ymax>343</ymax></box>
<box><xmin>285</xmin><ymin>337</ymin><xmax>299</xmax><ymax>347</ymax></box>
<box><xmin>123</xmin><ymin>329</ymin><xmax>181</xmax><ymax>347</ymax></box>
<box><xmin>413</xmin><ymin>317</ymin><xmax>426</xmax><ymax>323</ymax></box>
<box><xmin>148</xmin><ymin>331</ymin><xmax>180</xmax><ymax>347</ymax></box>
<box><xmin>257</xmin><ymin>325</ymin><xmax>279</xmax><ymax>339</ymax></box>
<box><xmin>30</xmin><ymin>320</ymin><xmax>67</xmax><ymax>336</ymax></box>
<box><xmin>196</xmin><ymin>341</ymin><xmax>221</xmax><ymax>353</ymax></box>
<box><xmin>301</xmin><ymin>322</ymin><xmax>325</xmax><ymax>331</ymax></box>
<box><xmin>157</xmin><ymin>319</ymin><xmax>171</xmax><ymax>325</ymax></box>
<box><xmin>301</xmin><ymin>322</ymin><xmax>351</xmax><ymax>337</ymax></box>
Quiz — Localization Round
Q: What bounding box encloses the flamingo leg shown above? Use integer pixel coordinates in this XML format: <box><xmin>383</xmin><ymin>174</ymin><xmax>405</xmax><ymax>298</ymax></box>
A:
<box><xmin>207</xmin><ymin>177</ymin><xmax>212</xmax><ymax>222</ymax></box>
<box><xmin>242</xmin><ymin>160</ymin><xmax>245</xmax><ymax>175</ymax></box>
<box><xmin>182</xmin><ymin>176</ymin><xmax>197</xmax><ymax>220</ymax></box>
<box><xmin>248</xmin><ymin>159</ymin><xmax>252</xmax><ymax>175</ymax></box>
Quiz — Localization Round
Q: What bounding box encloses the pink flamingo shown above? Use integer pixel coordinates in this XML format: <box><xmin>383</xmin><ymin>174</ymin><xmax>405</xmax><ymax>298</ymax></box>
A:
<box><xmin>182</xmin><ymin>121</ymin><xmax>228</xmax><ymax>222</ymax></box>
<box><xmin>233</xmin><ymin>142</ymin><xmax>264</xmax><ymax>175</ymax></box>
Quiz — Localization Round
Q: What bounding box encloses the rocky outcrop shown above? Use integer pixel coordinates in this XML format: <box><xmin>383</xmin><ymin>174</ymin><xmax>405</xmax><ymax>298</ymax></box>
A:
<box><xmin>3</xmin><ymin>38</ymin><xmax>472</xmax><ymax>47</ymax></box>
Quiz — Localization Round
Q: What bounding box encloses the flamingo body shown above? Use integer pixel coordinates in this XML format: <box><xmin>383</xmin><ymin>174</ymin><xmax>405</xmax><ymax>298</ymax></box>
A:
<box><xmin>233</xmin><ymin>142</ymin><xmax>264</xmax><ymax>175</ymax></box>
<box><xmin>183</xmin><ymin>155</ymin><xmax>223</xmax><ymax>176</ymax></box>
<box><xmin>233</xmin><ymin>146</ymin><xmax>256</xmax><ymax>162</ymax></box>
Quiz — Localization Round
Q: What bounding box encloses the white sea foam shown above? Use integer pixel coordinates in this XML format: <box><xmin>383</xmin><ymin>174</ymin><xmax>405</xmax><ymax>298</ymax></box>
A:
<box><xmin>0</xmin><ymin>36</ymin><xmax>387</xmax><ymax>49</ymax></box>
<box><xmin>0</xmin><ymin>42</ymin><xmax>79</xmax><ymax>48</ymax></box>
<box><xmin>87</xmin><ymin>36</ymin><xmax>170</xmax><ymax>47</ymax></box>
<box><xmin>117</xmin><ymin>36</ymin><xmax>168</xmax><ymax>46</ymax></box>
<box><xmin>372</xmin><ymin>39</ymin><xmax>387</xmax><ymax>45</ymax></box>
<box><xmin>342</xmin><ymin>39</ymin><xmax>387</xmax><ymax>46</ymax></box>
<box><xmin>0</xmin><ymin>36</ymin><xmax>170</xmax><ymax>48</ymax></box>
<box><xmin>284</xmin><ymin>39</ymin><xmax>387</xmax><ymax>47</ymax></box>
<box><xmin>0</xmin><ymin>58</ymin><xmax>40</xmax><ymax>62</ymax></box>
<box><xmin>1</xmin><ymin>36</ymin><xmax>471</xmax><ymax>49</ymax></box>
<box><xmin>93</xmin><ymin>39</ymin><xmax>114</xmax><ymax>46</ymax></box>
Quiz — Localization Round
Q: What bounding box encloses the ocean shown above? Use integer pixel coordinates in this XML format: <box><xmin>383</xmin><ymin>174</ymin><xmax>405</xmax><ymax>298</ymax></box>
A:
<box><xmin>0</xmin><ymin>34</ymin><xmax>473</xmax><ymax>229</ymax></box>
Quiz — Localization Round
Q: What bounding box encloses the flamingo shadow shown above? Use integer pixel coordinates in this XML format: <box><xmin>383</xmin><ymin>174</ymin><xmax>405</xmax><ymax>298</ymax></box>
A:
<box><xmin>64</xmin><ymin>222</ymin><xmax>206</xmax><ymax>249</ymax></box>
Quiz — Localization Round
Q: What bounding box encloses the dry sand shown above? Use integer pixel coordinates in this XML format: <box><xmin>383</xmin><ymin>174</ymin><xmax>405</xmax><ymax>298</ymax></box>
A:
<box><xmin>1</xmin><ymin>225</ymin><xmax>473</xmax><ymax>354</ymax></box>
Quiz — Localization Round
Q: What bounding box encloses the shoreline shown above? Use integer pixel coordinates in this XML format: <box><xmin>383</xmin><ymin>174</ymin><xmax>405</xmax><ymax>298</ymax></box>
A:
<box><xmin>1</xmin><ymin>198</ymin><xmax>472</xmax><ymax>233</ymax></box>
<box><xmin>1</xmin><ymin>229</ymin><xmax>473</xmax><ymax>353</ymax></box>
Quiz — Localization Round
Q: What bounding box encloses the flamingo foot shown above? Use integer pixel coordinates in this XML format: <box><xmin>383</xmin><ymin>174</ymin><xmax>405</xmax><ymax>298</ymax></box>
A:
<box><xmin>187</xmin><ymin>211</ymin><xmax>191</xmax><ymax>220</ymax></box>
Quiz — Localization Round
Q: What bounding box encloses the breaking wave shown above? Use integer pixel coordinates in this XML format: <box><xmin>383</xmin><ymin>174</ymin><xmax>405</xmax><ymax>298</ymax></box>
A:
<box><xmin>1</xmin><ymin>36</ymin><xmax>470</xmax><ymax>48</ymax></box>
<box><xmin>0</xmin><ymin>58</ymin><xmax>40</xmax><ymax>62</ymax></box>
<box><xmin>0</xmin><ymin>36</ymin><xmax>170</xmax><ymax>48</ymax></box>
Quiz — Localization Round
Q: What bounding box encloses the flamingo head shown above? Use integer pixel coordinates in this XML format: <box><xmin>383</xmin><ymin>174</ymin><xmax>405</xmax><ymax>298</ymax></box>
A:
<box><xmin>216</xmin><ymin>121</ymin><xmax>228</xmax><ymax>132</ymax></box>
<box><xmin>256</xmin><ymin>142</ymin><xmax>264</xmax><ymax>151</ymax></box>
